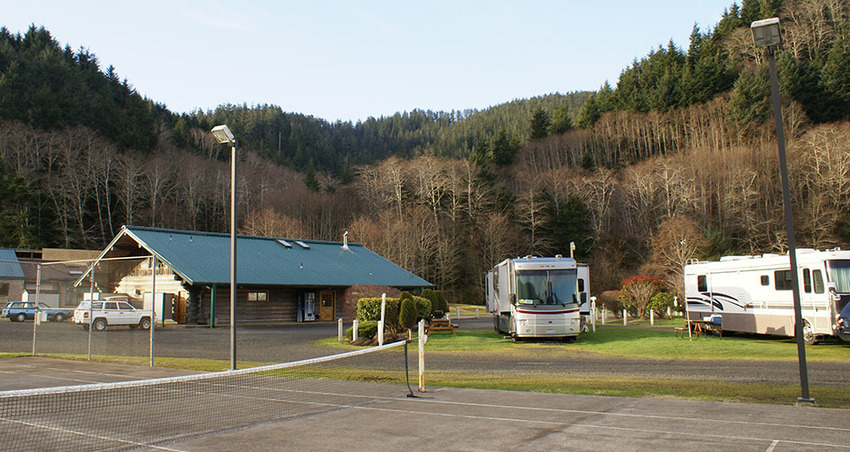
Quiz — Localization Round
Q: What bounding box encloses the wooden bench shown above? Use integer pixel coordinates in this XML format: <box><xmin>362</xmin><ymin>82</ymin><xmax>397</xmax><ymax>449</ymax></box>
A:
<box><xmin>426</xmin><ymin>318</ymin><xmax>458</xmax><ymax>335</ymax></box>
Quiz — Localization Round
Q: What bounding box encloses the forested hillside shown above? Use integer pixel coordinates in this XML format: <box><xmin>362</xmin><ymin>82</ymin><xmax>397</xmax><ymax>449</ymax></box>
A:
<box><xmin>1</xmin><ymin>0</ymin><xmax>849</xmax><ymax>302</ymax></box>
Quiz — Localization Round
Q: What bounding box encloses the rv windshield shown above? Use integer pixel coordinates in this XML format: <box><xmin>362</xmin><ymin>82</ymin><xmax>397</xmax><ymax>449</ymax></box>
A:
<box><xmin>515</xmin><ymin>269</ymin><xmax>578</xmax><ymax>306</ymax></box>
<box><xmin>827</xmin><ymin>260</ymin><xmax>850</xmax><ymax>293</ymax></box>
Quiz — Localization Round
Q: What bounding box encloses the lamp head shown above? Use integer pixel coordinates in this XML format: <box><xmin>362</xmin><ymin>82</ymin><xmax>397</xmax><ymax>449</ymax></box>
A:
<box><xmin>751</xmin><ymin>17</ymin><xmax>781</xmax><ymax>48</ymax></box>
<box><xmin>211</xmin><ymin>125</ymin><xmax>236</xmax><ymax>145</ymax></box>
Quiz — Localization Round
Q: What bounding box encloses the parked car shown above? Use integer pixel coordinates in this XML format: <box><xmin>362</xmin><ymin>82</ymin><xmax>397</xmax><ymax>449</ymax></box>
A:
<box><xmin>72</xmin><ymin>300</ymin><xmax>153</xmax><ymax>331</ymax></box>
<box><xmin>1</xmin><ymin>301</ymin><xmax>73</xmax><ymax>322</ymax></box>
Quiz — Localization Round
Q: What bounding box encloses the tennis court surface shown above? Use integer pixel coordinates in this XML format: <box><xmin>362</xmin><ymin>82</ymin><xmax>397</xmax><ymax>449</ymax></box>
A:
<box><xmin>2</xmin><ymin>343</ymin><xmax>848</xmax><ymax>451</ymax></box>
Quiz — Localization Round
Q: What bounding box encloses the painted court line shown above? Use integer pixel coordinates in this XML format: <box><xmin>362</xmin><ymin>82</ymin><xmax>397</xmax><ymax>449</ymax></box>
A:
<box><xmin>405</xmin><ymin>397</ymin><xmax>850</xmax><ymax>434</ymax></box>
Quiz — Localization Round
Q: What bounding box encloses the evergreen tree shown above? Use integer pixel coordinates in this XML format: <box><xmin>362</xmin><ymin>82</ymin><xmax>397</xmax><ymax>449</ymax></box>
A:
<box><xmin>821</xmin><ymin>38</ymin><xmax>850</xmax><ymax>121</ymax></box>
<box><xmin>0</xmin><ymin>164</ymin><xmax>39</xmax><ymax>248</ymax></box>
<box><xmin>304</xmin><ymin>163</ymin><xmax>321</xmax><ymax>192</ymax></box>
<box><xmin>491</xmin><ymin>129</ymin><xmax>518</xmax><ymax>166</ymax></box>
<box><xmin>726</xmin><ymin>69</ymin><xmax>771</xmax><ymax>132</ymax></box>
<box><xmin>528</xmin><ymin>106</ymin><xmax>551</xmax><ymax>140</ymax></box>
<box><xmin>739</xmin><ymin>0</ymin><xmax>763</xmax><ymax>24</ymax></box>
<box><xmin>544</xmin><ymin>193</ymin><xmax>595</xmax><ymax>259</ymax></box>
<box><xmin>549</xmin><ymin>106</ymin><xmax>573</xmax><ymax>135</ymax></box>
<box><xmin>576</xmin><ymin>94</ymin><xmax>601</xmax><ymax>129</ymax></box>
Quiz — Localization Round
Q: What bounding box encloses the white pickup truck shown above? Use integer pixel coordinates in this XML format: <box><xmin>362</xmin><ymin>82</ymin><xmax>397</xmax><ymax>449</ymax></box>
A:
<box><xmin>72</xmin><ymin>300</ymin><xmax>153</xmax><ymax>331</ymax></box>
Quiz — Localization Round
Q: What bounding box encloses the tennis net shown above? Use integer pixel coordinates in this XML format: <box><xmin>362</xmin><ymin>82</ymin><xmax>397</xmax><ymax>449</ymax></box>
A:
<box><xmin>0</xmin><ymin>340</ymin><xmax>412</xmax><ymax>451</ymax></box>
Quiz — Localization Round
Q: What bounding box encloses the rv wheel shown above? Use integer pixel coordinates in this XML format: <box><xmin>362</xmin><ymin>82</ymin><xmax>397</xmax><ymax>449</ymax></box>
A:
<box><xmin>802</xmin><ymin>321</ymin><xmax>819</xmax><ymax>345</ymax></box>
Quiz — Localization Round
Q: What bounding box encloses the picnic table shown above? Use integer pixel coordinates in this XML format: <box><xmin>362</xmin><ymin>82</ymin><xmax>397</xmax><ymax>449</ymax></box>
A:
<box><xmin>426</xmin><ymin>318</ymin><xmax>458</xmax><ymax>336</ymax></box>
<box><xmin>675</xmin><ymin>319</ymin><xmax>722</xmax><ymax>338</ymax></box>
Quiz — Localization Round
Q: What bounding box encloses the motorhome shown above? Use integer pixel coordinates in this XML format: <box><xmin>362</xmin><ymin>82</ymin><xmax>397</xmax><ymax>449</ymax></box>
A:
<box><xmin>683</xmin><ymin>248</ymin><xmax>850</xmax><ymax>344</ymax></box>
<box><xmin>486</xmin><ymin>256</ymin><xmax>581</xmax><ymax>341</ymax></box>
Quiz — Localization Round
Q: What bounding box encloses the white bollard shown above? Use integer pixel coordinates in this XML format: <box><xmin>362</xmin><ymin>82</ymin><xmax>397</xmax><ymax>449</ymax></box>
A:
<box><xmin>650</xmin><ymin>309</ymin><xmax>654</xmax><ymax>326</ymax></box>
<box><xmin>456</xmin><ymin>307</ymin><xmax>461</xmax><ymax>318</ymax></box>
<box><xmin>590</xmin><ymin>299</ymin><xmax>597</xmax><ymax>333</ymax></box>
<box><xmin>338</xmin><ymin>318</ymin><xmax>344</xmax><ymax>341</ymax></box>
<box><xmin>379</xmin><ymin>293</ymin><xmax>386</xmax><ymax>346</ymax></box>
<box><xmin>667</xmin><ymin>306</ymin><xmax>671</xmax><ymax>317</ymax></box>
<box><xmin>380</xmin><ymin>293</ymin><xmax>386</xmax><ymax>325</ymax></box>
<box><xmin>623</xmin><ymin>309</ymin><xmax>627</xmax><ymax>326</ymax></box>
<box><xmin>602</xmin><ymin>306</ymin><xmax>606</xmax><ymax>325</ymax></box>
<box><xmin>352</xmin><ymin>319</ymin><xmax>359</xmax><ymax>342</ymax></box>
<box><xmin>475</xmin><ymin>307</ymin><xmax>479</xmax><ymax>319</ymax></box>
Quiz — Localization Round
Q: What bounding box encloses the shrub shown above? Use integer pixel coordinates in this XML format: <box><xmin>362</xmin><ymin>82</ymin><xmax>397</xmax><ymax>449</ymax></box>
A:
<box><xmin>412</xmin><ymin>295</ymin><xmax>432</xmax><ymax>321</ymax></box>
<box><xmin>649</xmin><ymin>292</ymin><xmax>675</xmax><ymax>319</ymax></box>
<box><xmin>347</xmin><ymin>320</ymin><xmax>379</xmax><ymax>339</ymax></box>
<box><xmin>356</xmin><ymin>297</ymin><xmax>401</xmax><ymax>332</ymax></box>
<box><xmin>421</xmin><ymin>289</ymin><xmax>448</xmax><ymax>313</ymax></box>
<box><xmin>597</xmin><ymin>290</ymin><xmax>622</xmax><ymax>318</ymax></box>
<box><xmin>619</xmin><ymin>276</ymin><xmax>667</xmax><ymax>319</ymax></box>
<box><xmin>399</xmin><ymin>298</ymin><xmax>417</xmax><ymax>333</ymax></box>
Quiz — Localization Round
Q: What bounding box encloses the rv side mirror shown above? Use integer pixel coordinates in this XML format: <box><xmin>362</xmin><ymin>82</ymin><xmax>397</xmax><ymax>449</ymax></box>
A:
<box><xmin>510</xmin><ymin>294</ymin><xmax>516</xmax><ymax>305</ymax></box>
<box><xmin>827</xmin><ymin>282</ymin><xmax>837</xmax><ymax>292</ymax></box>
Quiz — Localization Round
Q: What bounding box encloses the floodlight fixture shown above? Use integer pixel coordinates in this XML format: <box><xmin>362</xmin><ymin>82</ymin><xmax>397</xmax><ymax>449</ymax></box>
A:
<box><xmin>211</xmin><ymin>124</ymin><xmax>236</xmax><ymax>146</ymax></box>
<box><xmin>751</xmin><ymin>17</ymin><xmax>781</xmax><ymax>48</ymax></box>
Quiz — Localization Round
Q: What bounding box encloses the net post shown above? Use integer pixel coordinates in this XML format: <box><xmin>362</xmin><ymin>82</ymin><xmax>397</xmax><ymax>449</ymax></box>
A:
<box><xmin>150</xmin><ymin>255</ymin><xmax>156</xmax><ymax>368</ymax></box>
<box><xmin>88</xmin><ymin>263</ymin><xmax>95</xmax><ymax>361</ymax></box>
<box><xmin>404</xmin><ymin>340</ymin><xmax>417</xmax><ymax>397</ymax></box>
<box><xmin>418</xmin><ymin>319</ymin><xmax>425</xmax><ymax>392</ymax></box>
<box><xmin>32</xmin><ymin>263</ymin><xmax>42</xmax><ymax>356</ymax></box>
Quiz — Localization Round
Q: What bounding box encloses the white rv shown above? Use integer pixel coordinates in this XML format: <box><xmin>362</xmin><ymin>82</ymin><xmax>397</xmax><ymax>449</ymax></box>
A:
<box><xmin>486</xmin><ymin>256</ymin><xmax>581</xmax><ymax>341</ymax></box>
<box><xmin>684</xmin><ymin>248</ymin><xmax>850</xmax><ymax>344</ymax></box>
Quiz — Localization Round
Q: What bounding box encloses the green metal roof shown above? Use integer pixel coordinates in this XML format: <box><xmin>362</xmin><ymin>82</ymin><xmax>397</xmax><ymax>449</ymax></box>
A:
<box><xmin>0</xmin><ymin>249</ymin><xmax>25</xmax><ymax>279</ymax></box>
<box><xmin>108</xmin><ymin>226</ymin><xmax>431</xmax><ymax>289</ymax></box>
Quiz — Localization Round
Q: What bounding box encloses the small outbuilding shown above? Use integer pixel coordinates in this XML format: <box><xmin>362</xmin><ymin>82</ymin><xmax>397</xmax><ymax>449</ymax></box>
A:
<box><xmin>79</xmin><ymin>225</ymin><xmax>431</xmax><ymax>325</ymax></box>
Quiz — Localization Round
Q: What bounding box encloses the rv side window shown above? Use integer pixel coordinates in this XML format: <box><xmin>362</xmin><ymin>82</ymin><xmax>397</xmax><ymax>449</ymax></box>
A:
<box><xmin>775</xmin><ymin>270</ymin><xmax>793</xmax><ymax>291</ymax></box>
<box><xmin>813</xmin><ymin>269</ymin><xmax>824</xmax><ymax>294</ymax></box>
<box><xmin>760</xmin><ymin>275</ymin><xmax>769</xmax><ymax>286</ymax></box>
<box><xmin>697</xmin><ymin>275</ymin><xmax>707</xmax><ymax>292</ymax></box>
<box><xmin>803</xmin><ymin>269</ymin><xmax>812</xmax><ymax>293</ymax></box>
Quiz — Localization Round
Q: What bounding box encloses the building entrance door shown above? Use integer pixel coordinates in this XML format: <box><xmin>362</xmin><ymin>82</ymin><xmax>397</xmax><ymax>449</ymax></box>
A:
<box><xmin>319</xmin><ymin>291</ymin><xmax>335</xmax><ymax>321</ymax></box>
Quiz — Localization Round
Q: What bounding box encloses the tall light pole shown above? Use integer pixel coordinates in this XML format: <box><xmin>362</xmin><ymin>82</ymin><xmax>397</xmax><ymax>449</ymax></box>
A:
<box><xmin>211</xmin><ymin>124</ymin><xmax>238</xmax><ymax>370</ymax></box>
<box><xmin>750</xmin><ymin>18</ymin><xmax>813</xmax><ymax>405</ymax></box>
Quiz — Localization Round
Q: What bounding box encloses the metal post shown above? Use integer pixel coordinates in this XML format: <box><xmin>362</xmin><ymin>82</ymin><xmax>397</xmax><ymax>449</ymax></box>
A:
<box><xmin>32</xmin><ymin>263</ymin><xmax>42</xmax><ymax>356</ymax></box>
<box><xmin>230</xmin><ymin>142</ymin><xmax>238</xmax><ymax>371</ymax></box>
<box><xmin>88</xmin><ymin>264</ymin><xmax>95</xmax><ymax>361</ymax></box>
<box><xmin>766</xmin><ymin>47</ymin><xmax>812</xmax><ymax>404</ymax></box>
<box><xmin>150</xmin><ymin>256</ymin><xmax>156</xmax><ymax>367</ymax></box>
<box><xmin>210</xmin><ymin>284</ymin><xmax>216</xmax><ymax>328</ymax></box>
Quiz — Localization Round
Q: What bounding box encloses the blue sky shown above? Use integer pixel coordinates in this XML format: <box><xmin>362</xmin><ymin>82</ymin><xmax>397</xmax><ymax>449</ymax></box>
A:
<box><xmin>4</xmin><ymin>1</ymin><xmax>734</xmax><ymax>122</ymax></box>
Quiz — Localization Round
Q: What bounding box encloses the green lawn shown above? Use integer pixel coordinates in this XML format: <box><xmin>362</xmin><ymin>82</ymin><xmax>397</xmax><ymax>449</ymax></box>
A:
<box><xmin>318</xmin><ymin>325</ymin><xmax>850</xmax><ymax>408</ymax></box>
<box><xmin>324</xmin><ymin>325</ymin><xmax>850</xmax><ymax>362</ymax></box>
